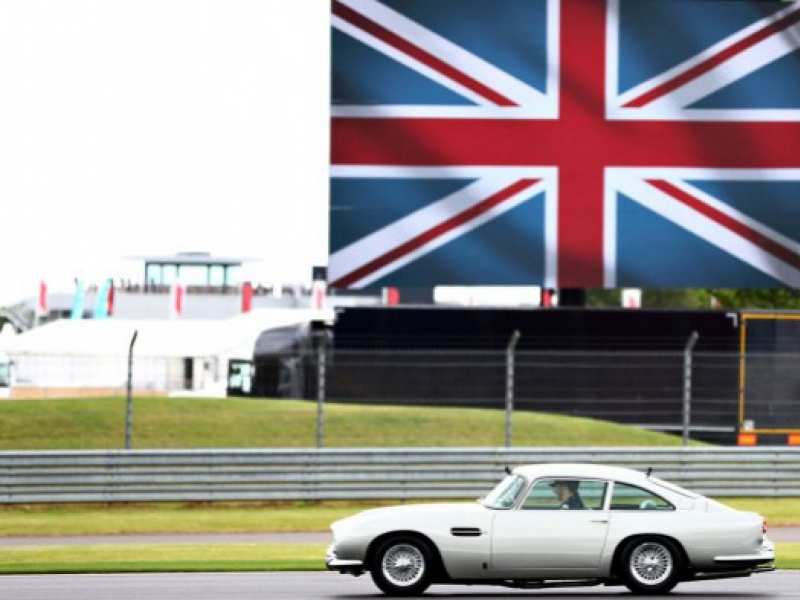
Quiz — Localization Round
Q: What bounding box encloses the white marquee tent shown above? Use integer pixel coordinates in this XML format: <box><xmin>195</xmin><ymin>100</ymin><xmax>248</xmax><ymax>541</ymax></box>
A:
<box><xmin>4</xmin><ymin>308</ymin><xmax>333</xmax><ymax>397</ymax></box>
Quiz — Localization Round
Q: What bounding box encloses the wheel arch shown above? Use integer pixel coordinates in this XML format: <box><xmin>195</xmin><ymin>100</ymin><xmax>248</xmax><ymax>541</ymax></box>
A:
<box><xmin>611</xmin><ymin>533</ymin><xmax>691</xmax><ymax>578</ymax></box>
<box><xmin>365</xmin><ymin>530</ymin><xmax>450</xmax><ymax>581</ymax></box>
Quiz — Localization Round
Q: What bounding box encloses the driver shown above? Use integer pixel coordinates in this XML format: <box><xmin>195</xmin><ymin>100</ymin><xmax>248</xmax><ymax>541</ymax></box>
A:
<box><xmin>550</xmin><ymin>480</ymin><xmax>584</xmax><ymax>509</ymax></box>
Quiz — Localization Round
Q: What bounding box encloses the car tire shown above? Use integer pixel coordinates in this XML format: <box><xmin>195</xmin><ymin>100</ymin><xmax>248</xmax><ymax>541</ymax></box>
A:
<box><xmin>370</xmin><ymin>536</ymin><xmax>434</xmax><ymax>596</ymax></box>
<box><xmin>619</xmin><ymin>537</ymin><xmax>683</xmax><ymax>595</ymax></box>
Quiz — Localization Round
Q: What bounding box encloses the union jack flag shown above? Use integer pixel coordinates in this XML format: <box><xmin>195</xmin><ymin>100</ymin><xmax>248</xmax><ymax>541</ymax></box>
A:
<box><xmin>329</xmin><ymin>0</ymin><xmax>800</xmax><ymax>289</ymax></box>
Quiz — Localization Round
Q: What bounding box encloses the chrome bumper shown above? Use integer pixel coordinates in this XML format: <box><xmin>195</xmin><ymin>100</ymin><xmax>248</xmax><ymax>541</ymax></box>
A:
<box><xmin>326</xmin><ymin>544</ymin><xmax>365</xmax><ymax>575</ymax></box>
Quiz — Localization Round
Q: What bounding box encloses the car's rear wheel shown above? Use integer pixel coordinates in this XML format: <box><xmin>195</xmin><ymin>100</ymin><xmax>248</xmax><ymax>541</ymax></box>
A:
<box><xmin>620</xmin><ymin>537</ymin><xmax>683</xmax><ymax>595</ymax></box>
<box><xmin>370</xmin><ymin>536</ymin><xmax>434</xmax><ymax>596</ymax></box>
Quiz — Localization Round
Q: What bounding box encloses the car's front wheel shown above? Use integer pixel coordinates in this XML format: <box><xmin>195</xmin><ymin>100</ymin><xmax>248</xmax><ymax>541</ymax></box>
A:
<box><xmin>370</xmin><ymin>536</ymin><xmax>434</xmax><ymax>596</ymax></box>
<box><xmin>620</xmin><ymin>537</ymin><xmax>683</xmax><ymax>595</ymax></box>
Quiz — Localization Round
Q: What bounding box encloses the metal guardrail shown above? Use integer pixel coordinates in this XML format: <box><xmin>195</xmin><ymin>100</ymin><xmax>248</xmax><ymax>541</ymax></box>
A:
<box><xmin>2</xmin><ymin>447</ymin><xmax>800</xmax><ymax>503</ymax></box>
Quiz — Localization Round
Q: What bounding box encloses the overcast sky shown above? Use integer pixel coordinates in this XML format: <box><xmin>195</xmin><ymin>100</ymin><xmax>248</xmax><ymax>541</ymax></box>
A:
<box><xmin>0</xmin><ymin>1</ymin><xmax>330</xmax><ymax>306</ymax></box>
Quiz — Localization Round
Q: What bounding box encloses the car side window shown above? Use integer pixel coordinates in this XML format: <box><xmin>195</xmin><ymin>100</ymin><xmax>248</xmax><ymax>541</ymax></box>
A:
<box><xmin>611</xmin><ymin>482</ymin><xmax>674</xmax><ymax>511</ymax></box>
<box><xmin>521</xmin><ymin>478</ymin><xmax>608</xmax><ymax>510</ymax></box>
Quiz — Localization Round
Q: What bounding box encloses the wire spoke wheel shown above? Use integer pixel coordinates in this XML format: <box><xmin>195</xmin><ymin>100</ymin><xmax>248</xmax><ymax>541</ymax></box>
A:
<box><xmin>371</xmin><ymin>536</ymin><xmax>435</xmax><ymax>596</ymax></box>
<box><xmin>629</xmin><ymin>541</ymin><xmax>674</xmax><ymax>586</ymax></box>
<box><xmin>381</xmin><ymin>543</ymin><xmax>426</xmax><ymax>587</ymax></box>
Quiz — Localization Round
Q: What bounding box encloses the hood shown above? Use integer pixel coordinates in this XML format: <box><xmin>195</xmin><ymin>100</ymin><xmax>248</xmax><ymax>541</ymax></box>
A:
<box><xmin>332</xmin><ymin>502</ymin><xmax>485</xmax><ymax>533</ymax></box>
<box><xmin>361</xmin><ymin>502</ymin><xmax>484</xmax><ymax>519</ymax></box>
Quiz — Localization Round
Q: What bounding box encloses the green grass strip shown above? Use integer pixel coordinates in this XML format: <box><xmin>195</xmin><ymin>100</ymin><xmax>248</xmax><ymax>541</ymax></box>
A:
<box><xmin>0</xmin><ymin>396</ymin><xmax>699</xmax><ymax>449</ymax></box>
<box><xmin>3</xmin><ymin>497</ymin><xmax>800</xmax><ymax>538</ymax></box>
<box><xmin>776</xmin><ymin>543</ymin><xmax>800</xmax><ymax>570</ymax></box>
<box><xmin>0</xmin><ymin>543</ymin><xmax>328</xmax><ymax>575</ymax></box>
<box><xmin>0</xmin><ymin>503</ymin><xmax>360</xmax><ymax>537</ymax></box>
<box><xmin>0</xmin><ymin>543</ymin><xmax>796</xmax><ymax>575</ymax></box>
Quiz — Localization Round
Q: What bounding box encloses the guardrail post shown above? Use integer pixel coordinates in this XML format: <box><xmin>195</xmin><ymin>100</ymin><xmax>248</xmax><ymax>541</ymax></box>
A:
<box><xmin>506</xmin><ymin>330</ymin><xmax>521</xmax><ymax>448</ymax></box>
<box><xmin>125</xmin><ymin>330</ymin><xmax>138</xmax><ymax>450</ymax></box>
<box><xmin>317</xmin><ymin>332</ymin><xmax>328</xmax><ymax>449</ymax></box>
<box><xmin>682</xmin><ymin>331</ymin><xmax>699</xmax><ymax>447</ymax></box>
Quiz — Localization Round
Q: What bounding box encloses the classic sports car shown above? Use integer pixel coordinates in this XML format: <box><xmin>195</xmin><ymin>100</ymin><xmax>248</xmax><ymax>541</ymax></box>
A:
<box><xmin>327</xmin><ymin>463</ymin><xmax>774</xmax><ymax>596</ymax></box>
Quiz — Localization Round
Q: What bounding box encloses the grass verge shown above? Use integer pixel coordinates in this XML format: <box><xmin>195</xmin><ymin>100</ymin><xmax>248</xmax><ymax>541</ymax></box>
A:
<box><xmin>0</xmin><ymin>544</ymin><xmax>328</xmax><ymax>575</ymax></box>
<box><xmin>0</xmin><ymin>543</ymin><xmax>796</xmax><ymax>575</ymax></box>
<box><xmin>0</xmin><ymin>502</ymin><xmax>368</xmax><ymax>537</ymax></box>
<box><xmin>3</xmin><ymin>497</ymin><xmax>800</xmax><ymax>537</ymax></box>
<box><xmin>0</xmin><ymin>396</ymin><xmax>699</xmax><ymax>449</ymax></box>
<box><xmin>776</xmin><ymin>543</ymin><xmax>800</xmax><ymax>570</ymax></box>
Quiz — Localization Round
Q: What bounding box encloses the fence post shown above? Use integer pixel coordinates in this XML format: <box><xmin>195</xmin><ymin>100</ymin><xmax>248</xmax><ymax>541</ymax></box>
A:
<box><xmin>506</xmin><ymin>330</ymin><xmax>521</xmax><ymax>448</ymax></box>
<box><xmin>125</xmin><ymin>330</ymin><xmax>138</xmax><ymax>450</ymax></box>
<box><xmin>682</xmin><ymin>331</ymin><xmax>699</xmax><ymax>447</ymax></box>
<box><xmin>317</xmin><ymin>333</ymin><xmax>328</xmax><ymax>449</ymax></box>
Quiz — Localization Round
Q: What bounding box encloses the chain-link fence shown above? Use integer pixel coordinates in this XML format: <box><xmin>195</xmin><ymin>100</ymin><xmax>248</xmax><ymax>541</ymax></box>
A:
<box><xmin>319</xmin><ymin>346</ymin><xmax>740</xmax><ymax>445</ymax></box>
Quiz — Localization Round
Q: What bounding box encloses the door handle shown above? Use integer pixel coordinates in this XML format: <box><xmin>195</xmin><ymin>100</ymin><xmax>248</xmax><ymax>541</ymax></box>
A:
<box><xmin>590</xmin><ymin>519</ymin><xmax>609</xmax><ymax>524</ymax></box>
<box><xmin>451</xmin><ymin>527</ymin><xmax>484</xmax><ymax>537</ymax></box>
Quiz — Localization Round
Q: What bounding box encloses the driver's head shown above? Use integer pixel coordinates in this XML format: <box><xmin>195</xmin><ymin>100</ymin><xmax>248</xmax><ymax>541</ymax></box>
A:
<box><xmin>550</xmin><ymin>480</ymin><xmax>579</xmax><ymax>499</ymax></box>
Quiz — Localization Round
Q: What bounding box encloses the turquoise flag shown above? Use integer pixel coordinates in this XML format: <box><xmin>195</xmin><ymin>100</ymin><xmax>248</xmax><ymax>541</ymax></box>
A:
<box><xmin>70</xmin><ymin>280</ymin><xmax>85</xmax><ymax>320</ymax></box>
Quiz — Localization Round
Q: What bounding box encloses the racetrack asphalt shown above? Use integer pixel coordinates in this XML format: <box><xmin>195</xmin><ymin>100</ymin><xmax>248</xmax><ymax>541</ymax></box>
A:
<box><xmin>1</xmin><ymin>526</ymin><xmax>797</xmax><ymax>546</ymax></box>
<box><xmin>1</xmin><ymin>570</ymin><xmax>797</xmax><ymax>600</ymax></box>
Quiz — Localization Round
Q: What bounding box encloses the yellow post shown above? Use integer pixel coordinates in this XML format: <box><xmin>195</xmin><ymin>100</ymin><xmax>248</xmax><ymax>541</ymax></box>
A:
<box><xmin>738</xmin><ymin>317</ymin><xmax>747</xmax><ymax>429</ymax></box>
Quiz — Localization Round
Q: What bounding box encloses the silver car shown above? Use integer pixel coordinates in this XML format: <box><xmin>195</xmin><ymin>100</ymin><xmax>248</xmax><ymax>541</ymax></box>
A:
<box><xmin>327</xmin><ymin>463</ymin><xmax>775</xmax><ymax>595</ymax></box>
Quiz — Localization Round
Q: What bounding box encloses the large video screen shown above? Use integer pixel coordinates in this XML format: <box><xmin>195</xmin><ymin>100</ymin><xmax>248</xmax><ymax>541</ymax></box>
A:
<box><xmin>330</xmin><ymin>0</ymin><xmax>800</xmax><ymax>289</ymax></box>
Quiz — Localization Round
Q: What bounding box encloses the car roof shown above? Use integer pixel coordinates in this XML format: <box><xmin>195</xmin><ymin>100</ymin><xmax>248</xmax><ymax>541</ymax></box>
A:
<box><xmin>512</xmin><ymin>463</ymin><xmax>650</xmax><ymax>484</ymax></box>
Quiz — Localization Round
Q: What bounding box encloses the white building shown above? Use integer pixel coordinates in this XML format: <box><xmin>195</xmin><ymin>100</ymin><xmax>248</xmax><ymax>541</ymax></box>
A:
<box><xmin>3</xmin><ymin>308</ymin><xmax>333</xmax><ymax>399</ymax></box>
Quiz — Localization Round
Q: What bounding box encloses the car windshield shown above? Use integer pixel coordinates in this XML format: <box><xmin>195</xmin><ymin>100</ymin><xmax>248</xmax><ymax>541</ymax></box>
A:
<box><xmin>481</xmin><ymin>474</ymin><xmax>527</xmax><ymax>509</ymax></box>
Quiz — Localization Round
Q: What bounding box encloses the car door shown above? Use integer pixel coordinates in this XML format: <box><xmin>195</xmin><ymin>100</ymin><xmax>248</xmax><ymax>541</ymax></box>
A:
<box><xmin>605</xmin><ymin>480</ymin><xmax>678</xmax><ymax>542</ymax></box>
<box><xmin>491</xmin><ymin>478</ymin><xmax>610</xmax><ymax>573</ymax></box>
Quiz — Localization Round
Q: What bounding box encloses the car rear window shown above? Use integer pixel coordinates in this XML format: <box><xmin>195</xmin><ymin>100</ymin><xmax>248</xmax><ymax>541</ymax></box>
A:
<box><xmin>611</xmin><ymin>482</ymin><xmax>674</xmax><ymax>511</ymax></box>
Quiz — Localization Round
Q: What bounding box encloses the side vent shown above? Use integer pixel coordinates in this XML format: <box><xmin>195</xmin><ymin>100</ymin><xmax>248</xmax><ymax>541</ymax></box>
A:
<box><xmin>450</xmin><ymin>527</ymin><xmax>483</xmax><ymax>537</ymax></box>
